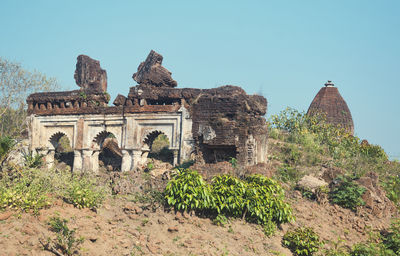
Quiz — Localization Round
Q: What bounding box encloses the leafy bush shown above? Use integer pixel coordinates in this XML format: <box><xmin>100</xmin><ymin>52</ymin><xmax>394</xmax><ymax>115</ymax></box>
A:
<box><xmin>0</xmin><ymin>136</ymin><xmax>15</xmax><ymax>165</ymax></box>
<box><xmin>0</xmin><ymin>169</ymin><xmax>51</xmax><ymax>214</ymax></box>
<box><xmin>263</xmin><ymin>218</ymin><xmax>277</xmax><ymax>237</ymax></box>
<box><xmin>44</xmin><ymin>216</ymin><xmax>84</xmax><ymax>256</ymax></box>
<box><xmin>211</xmin><ymin>175</ymin><xmax>246</xmax><ymax>217</ymax></box>
<box><xmin>244</xmin><ymin>174</ymin><xmax>293</xmax><ymax>224</ymax></box>
<box><xmin>165</xmin><ymin>169</ymin><xmax>214</xmax><ymax>212</ymax></box>
<box><xmin>23</xmin><ymin>150</ymin><xmax>44</xmax><ymax>168</ymax></box>
<box><xmin>165</xmin><ymin>170</ymin><xmax>294</xmax><ymax>228</ymax></box>
<box><xmin>281</xmin><ymin>144</ymin><xmax>302</xmax><ymax>165</ymax></box>
<box><xmin>382</xmin><ymin>219</ymin><xmax>400</xmax><ymax>255</ymax></box>
<box><xmin>282</xmin><ymin>227</ymin><xmax>323</xmax><ymax>256</ymax></box>
<box><xmin>212</xmin><ymin>214</ymin><xmax>228</xmax><ymax>227</ymax></box>
<box><xmin>64</xmin><ymin>175</ymin><xmax>105</xmax><ymax>209</ymax></box>
<box><xmin>382</xmin><ymin>176</ymin><xmax>400</xmax><ymax>205</ymax></box>
<box><xmin>274</xmin><ymin>164</ymin><xmax>303</xmax><ymax>184</ymax></box>
<box><xmin>329</xmin><ymin>176</ymin><xmax>366</xmax><ymax>211</ymax></box>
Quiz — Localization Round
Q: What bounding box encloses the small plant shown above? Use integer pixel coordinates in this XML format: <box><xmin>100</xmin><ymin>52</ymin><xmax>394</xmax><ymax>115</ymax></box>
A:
<box><xmin>41</xmin><ymin>216</ymin><xmax>84</xmax><ymax>256</ymax></box>
<box><xmin>329</xmin><ymin>175</ymin><xmax>366</xmax><ymax>211</ymax></box>
<box><xmin>323</xmin><ymin>237</ymin><xmax>350</xmax><ymax>256</ymax></box>
<box><xmin>228</xmin><ymin>157</ymin><xmax>238</xmax><ymax>168</ymax></box>
<box><xmin>65</xmin><ymin>175</ymin><xmax>105</xmax><ymax>209</ymax></box>
<box><xmin>282</xmin><ymin>227</ymin><xmax>323</xmax><ymax>256</ymax></box>
<box><xmin>103</xmin><ymin>91</ymin><xmax>111</xmax><ymax>102</ymax></box>
<box><xmin>211</xmin><ymin>175</ymin><xmax>246</xmax><ymax>217</ymax></box>
<box><xmin>23</xmin><ymin>150</ymin><xmax>44</xmax><ymax>168</ymax></box>
<box><xmin>213</xmin><ymin>214</ymin><xmax>228</xmax><ymax>227</ymax></box>
<box><xmin>275</xmin><ymin>164</ymin><xmax>303</xmax><ymax>184</ymax></box>
<box><xmin>382</xmin><ymin>219</ymin><xmax>400</xmax><ymax>255</ymax></box>
<box><xmin>78</xmin><ymin>91</ymin><xmax>87</xmax><ymax>100</ymax></box>
<box><xmin>0</xmin><ymin>169</ymin><xmax>51</xmax><ymax>214</ymax></box>
<box><xmin>146</xmin><ymin>160</ymin><xmax>154</xmax><ymax>171</ymax></box>
<box><xmin>165</xmin><ymin>169</ymin><xmax>214</xmax><ymax>212</ymax></box>
<box><xmin>0</xmin><ymin>136</ymin><xmax>15</xmax><ymax>167</ymax></box>
<box><xmin>382</xmin><ymin>175</ymin><xmax>400</xmax><ymax>205</ymax></box>
<box><xmin>263</xmin><ymin>218</ymin><xmax>277</xmax><ymax>237</ymax></box>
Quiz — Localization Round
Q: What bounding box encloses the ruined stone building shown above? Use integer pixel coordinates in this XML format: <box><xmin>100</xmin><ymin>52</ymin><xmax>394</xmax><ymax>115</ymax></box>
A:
<box><xmin>307</xmin><ymin>80</ymin><xmax>354</xmax><ymax>134</ymax></box>
<box><xmin>27</xmin><ymin>51</ymin><xmax>268</xmax><ymax>172</ymax></box>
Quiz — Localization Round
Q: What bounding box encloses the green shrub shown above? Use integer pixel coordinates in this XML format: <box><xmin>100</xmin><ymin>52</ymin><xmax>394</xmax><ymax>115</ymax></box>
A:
<box><xmin>23</xmin><ymin>150</ymin><xmax>44</xmax><ymax>168</ymax></box>
<box><xmin>329</xmin><ymin>176</ymin><xmax>366</xmax><ymax>211</ymax></box>
<box><xmin>281</xmin><ymin>144</ymin><xmax>302</xmax><ymax>165</ymax></box>
<box><xmin>274</xmin><ymin>164</ymin><xmax>303</xmax><ymax>184</ymax></box>
<box><xmin>65</xmin><ymin>176</ymin><xmax>105</xmax><ymax>209</ymax></box>
<box><xmin>211</xmin><ymin>175</ymin><xmax>246</xmax><ymax>217</ymax></box>
<box><xmin>46</xmin><ymin>216</ymin><xmax>84</xmax><ymax>256</ymax></box>
<box><xmin>244</xmin><ymin>174</ymin><xmax>294</xmax><ymax>224</ymax></box>
<box><xmin>212</xmin><ymin>214</ymin><xmax>228</xmax><ymax>227</ymax></box>
<box><xmin>165</xmin><ymin>170</ymin><xmax>294</xmax><ymax>228</ymax></box>
<box><xmin>382</xmin><ymin>219</ymin><xmax>400</xmax><ymax>255</ymax></box>
<box><xmin>350</xmin><ymin>242</ymin><xmax>394</xmax><ymax>256</ymax></box>
<box><xmin>0</xmin><ymin>169</ymin><xmax>51</xmax><ymax>214</ymax></box>
<box><xmin>382</xmin><ymin>176</ymin><xmax>400</xmax><ymax>205</ymax></box>
<box><xmin>282</xmin><ymin>227</ymin><xmax>323</xmax><ymax>256</ymax></box>
<box><xmin>263</xmin><ymin>218</ymin><xmax>277</xmax><ymax>237</ymax></box>
<box><xmin>165</xmin><ymin>169</ymin><xmax>214</xmax><ymax>212</ymax></box>
<box><xmin>0</xmin><ymin>136</ymin><xmax>15</xmax><ymax>165</ymax></box>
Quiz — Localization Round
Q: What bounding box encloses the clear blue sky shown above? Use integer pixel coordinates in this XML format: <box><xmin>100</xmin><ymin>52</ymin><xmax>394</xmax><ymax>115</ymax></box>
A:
<box><xmin>1</xmin><ymin>0</ymin><xmax>399</xmax><ymax>159</ymax></box>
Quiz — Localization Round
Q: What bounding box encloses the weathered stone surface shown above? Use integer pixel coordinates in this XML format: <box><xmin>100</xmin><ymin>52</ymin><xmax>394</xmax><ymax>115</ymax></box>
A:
<box><xmin>356</xmin><ymin>172</ymin><xmax>395</xmax><ymax>217</ymax></box>
<box><xmin>307</xmin><ymin>81</ymin><xmax>354</xmax><ymax>134</ymax></box>
<box><xmin>297</xmin><ymin>175</ymin><xmax>328</xmax><ymax>193</ymax></box>
<box><xmin>74</xmin><ymin>55</ymin><xmax>107</xmax><ymax>92</ymax></box>
<box><xmin>27</xmin><ymin>52</ymin><xmax>268</xmax><ymax>173</ymax></box>
<box><xmin>132</xmin><ymin>50</ymin><xmax>177</xmax><ymax>88</ymax></box>
<box><xmin>113</xmin><ymin>94</ymin><xmax>127</xmax><ymax>106</ymax></box>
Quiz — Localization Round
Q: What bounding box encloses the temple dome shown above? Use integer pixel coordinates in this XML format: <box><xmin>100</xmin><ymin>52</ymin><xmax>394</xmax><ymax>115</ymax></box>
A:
<box><xmin>307</xmin><ymin>81</ymin><xmax>354</xmax><ymax>134</ymax></box>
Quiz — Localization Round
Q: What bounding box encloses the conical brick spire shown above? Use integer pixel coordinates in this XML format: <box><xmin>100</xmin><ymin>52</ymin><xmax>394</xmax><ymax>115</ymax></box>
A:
<box><xmin>307</xmin><ymin>81</ymin><xmax>354</xmax><ymax>134</ymax></box>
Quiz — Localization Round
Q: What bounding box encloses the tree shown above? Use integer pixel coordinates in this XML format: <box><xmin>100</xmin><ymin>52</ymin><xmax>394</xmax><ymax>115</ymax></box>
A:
<box><xmin>0</xmin><ymin>57</ymin><xmax>59</xmax><ymax>137</ymax></box>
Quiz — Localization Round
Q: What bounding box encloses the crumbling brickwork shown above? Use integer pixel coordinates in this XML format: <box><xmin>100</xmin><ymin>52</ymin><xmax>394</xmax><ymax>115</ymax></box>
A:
<box><xmin>27</xmin><ymin>51</ymin><xmax>268</xmax><ymax>172</ymax></box>
<box><xmin>307</xmin><ymin>81</ymin><xmax>354</xmax><ymax>135</ymax></box>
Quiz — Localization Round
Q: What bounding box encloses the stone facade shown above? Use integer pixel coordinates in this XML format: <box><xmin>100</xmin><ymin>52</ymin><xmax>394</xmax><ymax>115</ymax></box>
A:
<box><xmin>27</xmin><ymin>51</ymin><xmax>268</xmax><ymax>172</ymax></box>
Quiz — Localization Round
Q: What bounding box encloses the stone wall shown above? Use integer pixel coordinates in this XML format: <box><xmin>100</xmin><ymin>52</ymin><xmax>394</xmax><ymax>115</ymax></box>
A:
<box><xmin>27</xmin><ymin>51</ymin><xmax>268</xmax><ymax>172</ymax></box>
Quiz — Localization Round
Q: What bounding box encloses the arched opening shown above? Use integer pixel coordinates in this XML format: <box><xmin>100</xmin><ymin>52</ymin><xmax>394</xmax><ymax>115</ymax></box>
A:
<box><xmin>49</xmin><ymin>132</ymin><xmax>74</xmax><ymax>169</ymax></box>
<box><xmin>94</xmin><ymin>131</ymin><xmax>122</xmax><ymax>171</ymax></box>
<box><xmin>144</xmin><ymin>131</ymin><xmax>173</xmax><ymax>165</ymax></box>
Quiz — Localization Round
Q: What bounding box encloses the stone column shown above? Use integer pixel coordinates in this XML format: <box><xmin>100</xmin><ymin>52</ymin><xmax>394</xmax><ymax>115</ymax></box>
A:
<box><xmin>46</xmin><ymin>149</ymin><xmax>55</xmax><ymax>169</ymax></box>
<box><xmin>73</xmin><ymin>150</ymin><xmax>82</xmax><ymax>173</ymax></box>
<box><xmin>173</xmin><ymin>149</ymin><xmax>179</xmax><ymax>166</ymax></box>
<box><xmin>121</xmin><ymin>150</ymin><xmax>132</xmax><ymax>172</ymax></box>
<box><xmin>82</xmin><ymin>149</ymin><xmax>93</xmax><ymax>172</ymax></box>
<box><xmin>92</xmin><ymin>150</ymin><xmax>100</xmax><ymax>174</ymax></box>
<box><xmin>132</xmin><ymin>149</ymin><xmax>143</xmax><ymax>170</ymax></box>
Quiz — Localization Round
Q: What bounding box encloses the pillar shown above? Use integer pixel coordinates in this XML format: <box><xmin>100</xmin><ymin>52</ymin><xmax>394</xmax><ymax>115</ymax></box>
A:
<box><xmin>73</xmin><ymin>150</ymin><xmax>82</xmax><ymax>173</ymax></box>
<box><xmin>132</xmin><ymin>149</ymin><xmax>143</xmax><ymax>170</ymax></box>
<box><xmin>121</xmin><ymin>149</ymin><xmax>132</xmax><ymax>172</ymax></box>
<box><xmin>173</xmin><ymin>149</ymin><xmax>179</xmax><ymax>166</ymax></box>
<box><xmin>92</xmin><ymin>150</ymin><xmax>100</xmax><ymax>174</ymax></box>
<box><xmin>46</xmin><ymin>149</ymin><xmax>55</xmax><ymax>169</ymax></box>
<box><xmin>82</xmin><ymin>149</ymin><xmax>93</xmax><ymax>171</ymax></box>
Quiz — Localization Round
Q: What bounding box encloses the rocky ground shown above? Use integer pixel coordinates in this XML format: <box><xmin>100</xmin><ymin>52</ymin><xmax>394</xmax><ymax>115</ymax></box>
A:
<box><xmin>0</xmin><ymin>140</ymin><xmax>398</xmax><ymax>255</ymax></box>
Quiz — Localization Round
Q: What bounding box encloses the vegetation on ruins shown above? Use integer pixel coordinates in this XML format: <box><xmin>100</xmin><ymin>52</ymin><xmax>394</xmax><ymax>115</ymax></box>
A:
<box><xmin>282</xmin><ymin>226</ymin><xmax>323</xmax><ymax>256</ymax></box>
<box><xmin>41</xmin><ymin>215</ymin><xmax>84</xmax><ymax>256</ymax></box>
<box><xmin>1</xmin><ymin>104</ymin><xmax>400</xmax><ymax>255</ymax></box>
<box><xmin>164</xmin><ymin>169</ymin><xmax>294</xmax><ymax>231</ymax></box>
<box><xmin>0</xmin><ymin>57</ymin><xmax>59</xmax><ymax>137</ymax></box>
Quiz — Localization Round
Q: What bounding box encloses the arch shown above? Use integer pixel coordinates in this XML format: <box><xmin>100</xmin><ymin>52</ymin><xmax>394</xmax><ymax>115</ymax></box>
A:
<box><xmin>93</xmin><ymin>131</ymin><xmax>116</xmax><ymax>150</ymax></box>
<box><xmin>49</xmin><ymin>131</ymin><xmax>73</xmax><ymax>168</ymax></box>
<box><xmin>49</xmin><ymin>132</ymin><xmax>71</xmax><ymax>150</ymax></box>
<box><xmin>93</xmin><ymin>130</ymin><xmax>122</xmax><ymax>171</ymax></box>
<box><xmin>143</xmin><ymin>130</ymin><xmax>173</xmax><ymax>164</ymax></box>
